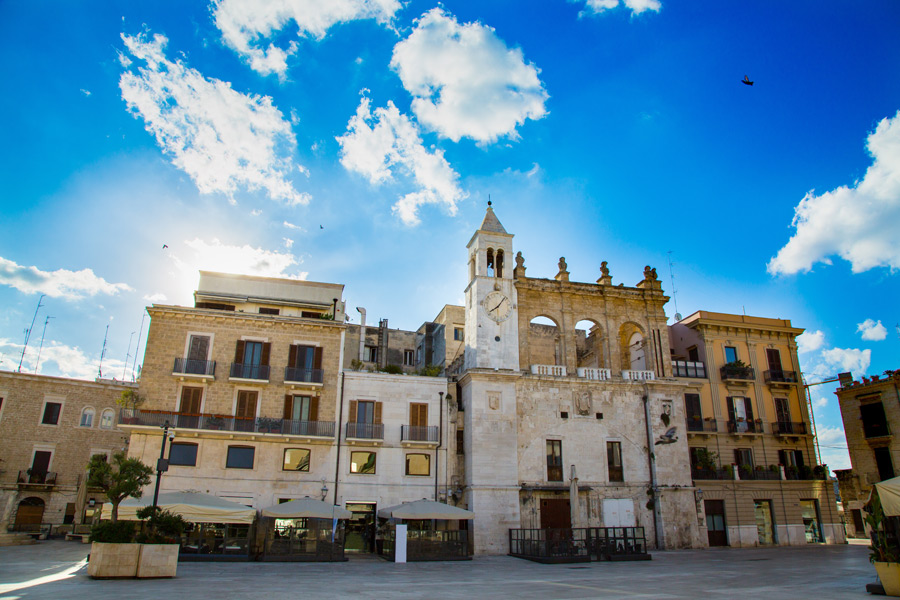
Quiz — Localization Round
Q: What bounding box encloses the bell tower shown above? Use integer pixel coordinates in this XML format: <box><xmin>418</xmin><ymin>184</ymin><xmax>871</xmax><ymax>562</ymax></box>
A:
<box><xmin>463</xmin><ymin>201</ymin><xmax>519</xmax><ymax>371</ymax></box>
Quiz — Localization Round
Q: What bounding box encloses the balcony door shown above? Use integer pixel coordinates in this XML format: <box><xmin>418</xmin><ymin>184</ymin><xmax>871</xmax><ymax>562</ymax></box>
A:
<box><xmin>186</xmin><ymin>335</ymin><xmax>210</xmax><ymax>374</ymax></box>
<box><xmin>727</xmin><ymin>397</ymin><xmax>754</xmax><ymax>433</ymax></box>
<box><xmin>766</xmin><ymin>348</ymin><xmax>783</xmax><ymax>373</ymax></box>
<box><xmin>179</xmin><ymin>387</ymin><xmax>203</xmax><ymax>428</ymax></box>
<box><xmin>704</xmin><ymin>500</ymin><xmax>727</xmax><ymax>546</ymax></box>
<box><xmin>235</xmin><ymin>391</ymin><xmax>258</xmax><ymax>432</ymax></box>
<box><xmin>31</xmin><ymin>450</ymin><xmax>52</xmax><ymax>475</ymax></box>
<box><xmin>685</xmin><ymin>393</ymin><xmax>702</xmax><ymax>430</ymax></box>
<box><xmin>774</xmin><ymin>397</ymin><xmax>790</xmax><ymax>426</ymax></box>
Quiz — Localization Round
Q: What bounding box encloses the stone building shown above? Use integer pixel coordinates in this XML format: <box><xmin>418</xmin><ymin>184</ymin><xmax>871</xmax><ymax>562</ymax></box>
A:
<box><xmin>835</xmin><ymin>370</ymin><xmax>900</xmax><ymax>538</ymax></box>
<box><xmin>0</xmin><ymin>371</ymin><xmax>132</xmax><ymax>534</ymax></box>
<box><xmin>669</xmin><ymin>311</ymin><xmax>844</xmax><ymax>546</ymax></box>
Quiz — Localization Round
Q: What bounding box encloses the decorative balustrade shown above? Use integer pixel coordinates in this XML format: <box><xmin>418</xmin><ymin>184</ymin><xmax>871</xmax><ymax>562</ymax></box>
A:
<box><xmin>531</xmin><ymin>364</ymin><xmax>567</xmax><ymax>377</ymax></box>
<box><xmin>576</xmin><ymin>368</ymin><xmax>612</xmax><ymax>381</ymax></box>
<box><xmin>622</xmin><ymin>370</ymin><xmax>656</xmax><ymax>382</ymax></box>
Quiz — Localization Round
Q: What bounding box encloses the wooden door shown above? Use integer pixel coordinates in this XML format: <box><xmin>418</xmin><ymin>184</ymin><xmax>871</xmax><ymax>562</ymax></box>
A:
<box><xmin>179</xmin><ymin>387</ymin><xmax>202</xmax><ymax>428</ymax></box>
<box><xmin>15</xmin><ymin>498</ymin><xmax>45</xmax><ymax>526</ymax></box>
<box><xmin>704</xmin><ymin>500</ymin><xmax>727</xmax><ymax>546</ymax></box>
<box><xmin>540</xmin><ymin>498</ymin><xmax>571</xmax><ymax>530</ymax></box>
<box><xmin>235</xmin><ymin>391</ymin><xmax>258</xmax><ymax>431</ymax></box>
<box><xmin>766</xmin><ymin>348</ymin><xmax>783</xmax><ymax>373</ymax></box>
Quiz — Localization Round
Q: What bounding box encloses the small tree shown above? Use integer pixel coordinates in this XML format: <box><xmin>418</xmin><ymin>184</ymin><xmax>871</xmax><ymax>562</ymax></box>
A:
<box><xmin>117</xmin><ymin>389</ymin><xmax>145</xmax><ymax>411</ymax></box>
<box><xmin>87</xmin><ymin>452</ymin><xmax>153</xmax><ymax>522</ymax></box>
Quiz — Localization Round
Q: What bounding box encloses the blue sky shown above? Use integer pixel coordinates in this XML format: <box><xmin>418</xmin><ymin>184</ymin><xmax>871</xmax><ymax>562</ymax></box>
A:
<box><xmin>1</xmin><ymin>0</ymin><xmax>899</xmax><ymax>471</ymax></box>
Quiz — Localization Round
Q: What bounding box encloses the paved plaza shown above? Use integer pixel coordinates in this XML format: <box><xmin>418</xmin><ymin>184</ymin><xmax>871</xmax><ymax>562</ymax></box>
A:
<box><xmin>0</xmin><ymin>540</ymin><xmax>876</xmax><ymax>599</ymax></box>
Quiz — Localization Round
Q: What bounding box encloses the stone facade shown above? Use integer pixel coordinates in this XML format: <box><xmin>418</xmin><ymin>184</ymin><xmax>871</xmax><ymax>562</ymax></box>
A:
<box><xmin>0</xmin><ymin>372</ymin><xmax>132</xmax><ymax>532</ymax></box>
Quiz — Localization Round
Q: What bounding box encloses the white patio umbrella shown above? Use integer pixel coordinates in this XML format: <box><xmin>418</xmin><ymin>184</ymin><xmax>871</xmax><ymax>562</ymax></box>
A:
<box><xmin>103</xmin><ymin>491</ymin><xmax>256</xmax><ymax>524</ymax></box>
<box><xmin>377</xmin><ymin>499</ymin><xmax>475</xmax><ymax>520</ymax></box>
<box><xmin>261</xmin><ymin>497</ymin><xmax>351</xmax><ymax>520</ymax></box>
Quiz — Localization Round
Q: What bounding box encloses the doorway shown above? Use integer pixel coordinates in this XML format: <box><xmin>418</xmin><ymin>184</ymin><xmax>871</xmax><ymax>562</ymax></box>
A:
<box><xmin>345</xmin><ymin>502</ymin><xmax>376</xmax><ymax>553</ymax></box>
<box><xmin>540</xmin><ymin>498</ymin><xmax>571</xmax><ymax>530</ymax></box>
<box><xmin>15</xmin><ymin>497</ymin><xmax>45</xmax><ymax>527</ymax></box>
<box><xmin>754</xmin><ymin>500</ymin><xmax>775</xmax><ymax>545</ymax></box>
<box><xmin>704</xmin><ymin>500</ymin><xmax>728</xmax><ymax>546</ymax></box>
<box><xmin>800</xmin><ymin>499</ymin><xmax>824</xmax><ymax>543</ymax></box>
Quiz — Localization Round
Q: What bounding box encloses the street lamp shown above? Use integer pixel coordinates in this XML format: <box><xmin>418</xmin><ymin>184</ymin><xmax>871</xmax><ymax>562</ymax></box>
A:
<box><xmin>152</xmin><ymin>420</ymin><xmax>175</xmax><ymax>509</ymax></box>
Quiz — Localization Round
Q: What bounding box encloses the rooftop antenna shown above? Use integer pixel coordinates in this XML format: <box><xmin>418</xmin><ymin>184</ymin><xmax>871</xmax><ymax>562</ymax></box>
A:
<box><xmin>131</xmin><ymin>312</ymin><xmax>147</xmax><ymax>382</ymax></box>
<box><xmin>666</xmin><ymin>251</ymin><xmax>681</xmax><ymax>322</ymax></box>
<box><xmin>123</xmin><ymin>331</ymin><xmax>136</xmax><ymax>381</ymax></box>
<box><xmin>17</xmin><ymin>294</ymin><xmax>45</xmax><ymax>372</ymax></box>
<box><xmin>34</xmin><ymin>315</ymin><xmax>55</xmax><ymax>374</ymax></box>
<box><xmin>98</xmin><ymin>324</ymin><xmax>109</xmax><ymax>379</ymax></box>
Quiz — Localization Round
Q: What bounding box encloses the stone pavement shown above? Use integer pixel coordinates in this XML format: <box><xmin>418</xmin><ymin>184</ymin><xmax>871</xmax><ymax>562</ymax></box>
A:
<box><xmin>0</xmin><ymin>540</ymin><xmax>875</xmax><ymax>599</ymax></box>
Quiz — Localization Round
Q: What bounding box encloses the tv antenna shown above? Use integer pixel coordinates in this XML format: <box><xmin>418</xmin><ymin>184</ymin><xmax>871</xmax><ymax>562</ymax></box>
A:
<box><xmin>123</xmin><ymin>331</ymin><xmax>135</xmax><ymax>381</ymax></box>
<box><xmin>34</xmin><ymin>315</ymin><xmax>55</xmax><ymax>374</ymax></box>
<box><xmin>130</xmin><ymin>312</ymin><xmax>147</xmax><ymax>382</ymax></box>
<box><xmin>17</xmin><ymin>294</ymin><xmax>45</xmax><ymax>372</ymax></box>
<box><xmin>97</xmin><ymin>324</ymin><xmax>109</xmax><ymax>379</ymax></box>
<box><xmin>666</xmin><ymin>251</ymin><xmax>681</xmax><ymax>321</ymax></box>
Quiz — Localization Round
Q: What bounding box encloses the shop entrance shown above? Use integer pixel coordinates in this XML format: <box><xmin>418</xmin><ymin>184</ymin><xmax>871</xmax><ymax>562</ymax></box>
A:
<box><xmin>345</xmin><ymin>502</ymin><xmax>376</xmax><ymax>553</ymax></box>
<box><xmin>704</xmin><ymin>500</ymin><xmax>728</xmax><ymax>546</ymax></box>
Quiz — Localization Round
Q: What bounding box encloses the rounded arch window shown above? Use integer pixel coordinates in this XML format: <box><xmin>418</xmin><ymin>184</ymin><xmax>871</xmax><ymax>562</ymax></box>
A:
<box><xmin>80</xmin><ymin>407</ymin><xmax>95</xmax><ymax>428</ymax></box>
<box><xmin>99</xmin><ymin>409</ymin><xmax>115</xmax><ymax>429</ymax></box>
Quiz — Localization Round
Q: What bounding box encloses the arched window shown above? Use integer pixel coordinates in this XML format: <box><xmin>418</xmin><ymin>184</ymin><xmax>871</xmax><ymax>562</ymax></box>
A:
<box><xmin>629</xmin><ymin>332</ymin><xmax>646</xmax><ymax>370</ymax></box>
<box><xmin>100</xmin><ymin>409</ymin><xmax>115</xmax><ymax>429</ymax></box>
<box><xmin>80</xmin><ymin>407</ymin><xmax>95</xmax><ymax>428</ymax></box>
<box><xmin>496</xmin><ymin>250</ymin><xmax>504</xmax><ymax>278</ymax></box>
<box><xmin>486</xmin><ymin>249</ymin><xmax>495</xmax><ymax>277</ymax></box>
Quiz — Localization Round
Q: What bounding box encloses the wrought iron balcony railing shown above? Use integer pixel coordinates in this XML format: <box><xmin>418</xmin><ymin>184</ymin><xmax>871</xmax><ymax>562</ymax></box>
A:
<box><xmin>764</xmin><ymin>370</ymin><xmax>798</xmax><ymax>384</ymax></box>
<box><xmin>401</xmin><ymin>425</ymin><xmax>438</xmax><ymax>442</ymax></box>
<box><xmin>726</xmin><ymin>420</ymin><xmax>763</xmax><ymax>434</ymax></box>
<box><xmin>284</xmin><ymin>366</ymin><xmax>324</xmax><ymax>384</ymax></box>
<box><xmin>17</xmin><ymin>470</ymin><xmax>57</xmax><ymax>485</ymax></box>
<box><xmin>720</xmin><ymin>365</ymin><xmax>755</xmax><ymax>381</ymax></box>
<box><xmin>173</xmin><ymin>358</ymin><xmax>216</xmax><ymax>376</ymax></box>
<box><xmin>345</xmin><ymin>422</ymin><xmax>384</xmax><ymax>440</ymax></box>
<box><xmin>229</xmin><ymin>363</ymin><xmax>270</xmax><ymax>380</ymax></box>
<box><xmin>687</xmin><ymin>418</ymin><xmax>718</xmax><ymax>433</ymax></box>
<box><xmin>772</xmin><ymin>421</ymin><xmax>808</xmax><ymax>435</ymax></box>
<box><xmin>119</xmin><ymin>409</ymin><xmax>334</xmax><ymax>438</ymax></box>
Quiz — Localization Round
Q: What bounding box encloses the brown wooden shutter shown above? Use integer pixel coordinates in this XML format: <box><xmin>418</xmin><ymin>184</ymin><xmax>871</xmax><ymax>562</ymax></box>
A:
<box><xmin>314</xmin><ymin>346</ymin><xmax>323</xmax><ymax>369</ymax></box>
<box><xmin>283</xmin><ymin>395</ymin><xmax>293</xmax><ymax>420</ymax></box>
<box><xmin>778</xmin><ymin>450</ymin><xmax>786</xmax><ymax>466</ymax></box>
<box><xmin>234</xmin><ymin>340</ymin><xmax>246</xmax><ymax>363</ymax></box>
<box><xmin>349</xmin><ymin>400</ymin><xmax>357</xmax><ymax>424</ymax></box>
<box><xmin>744</xmin><ymin>398</ymin><xmax>754</xmax><ymax>422</ymax></box>
<box><xmin>374</xmin><ymin>401</ymin><xmax>382</xmax><ymax>424</ymax></box>
<box><xmin>309</xmin><ymin>397</ymin><xmax>319</xmax><ymax>421</ymax></box>
<box><xmin>410</xmin><ymin>403</ymin><xmax>427</xmax><ymax>426</ymax></box>
<box><xmin>288</xmin><ymin>345</ymin><xmax>298</xmax><ymax>368</ymax></box>
<box><xmin>726</xmin><ymin>397</ymin><xmax>735</xmax><ymax>422</ymax></box>
<box><xmin>261</xmin><ymin>342</ymin><xmax>271</xmax><ymax>366</ymax></box>
<box><xmin>766</xmin><ymin>348</ymin><xmax>783</xmax><ymax>372</ymax></box>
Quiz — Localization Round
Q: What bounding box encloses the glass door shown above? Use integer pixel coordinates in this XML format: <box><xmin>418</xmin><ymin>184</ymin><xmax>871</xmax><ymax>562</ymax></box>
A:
<box><xmin>345</xmin><ymin>502</ymin><xmax>376</xmax><ymax>553</ymax></box>
<box><xmin>754</xmin><ymin>500</ymin><xmax>775</xmax><ymax>545</ymax></box>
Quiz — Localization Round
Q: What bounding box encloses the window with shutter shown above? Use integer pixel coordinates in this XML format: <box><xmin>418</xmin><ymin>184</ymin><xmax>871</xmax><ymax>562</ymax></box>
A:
<box><xmin>409</xmin><ymin>403</ymin><xmax>428</xmax><ymax>427</ymax></box>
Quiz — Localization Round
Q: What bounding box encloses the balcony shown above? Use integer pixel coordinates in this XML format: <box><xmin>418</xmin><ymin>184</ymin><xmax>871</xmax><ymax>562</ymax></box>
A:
<box><xmin>691</xmin><ymin>468</ymin><xmax>730</xmax><ymax>480</ymax></box>
<box><xmin>577</xmin><ymin>368</ymin><xmax>611</xmax><ymax>381</ymax></box>
<box><xmin>532</xmin><ymin>365</ymin><xmax>567</xmax><ymax>377</ymax></box>
<box><xmin>726</xmin><ymin>420</ymin><xmax>763</xmax><ymax>434</ymax></box>
<box><xmin>784</xmin><ymin>465</ymin><xmax>828</xmax><ymax>481</ymax></box>
<box><xmin>864</xmin><ymin>422</ymin><xmax>892</xmax><ymax>440</ymax></box>
<box><xmin>118</xmin><ymin>409</ymin><xmax>334</xmax><ymax>439</ymax></box>
<box><xmin>737</xmin><ymin>467</ymin><xmax>782</xmax><ymax>481</ymax></box>
<box><xmin>672</xmin><ymin>361</ymin><xmax>707</xmax><ymax>378</ymax></box>
<box><xmin>345</xmin><ymin>422</ymin><xmax>384</xmax><ymax>441</ymax></box>
<box><xmin>284</xmin><ymin>366</ymin><xmax>324</xmax><ymax>385</ymax></box>
<box><xmin>772</xmin><ymin>421</ymin><xmax>808</xmax><ymax>436</ymax></box>
<box><xmin>229</xmin><ymin>362</ymin><xmax>270</xmax><ymax>382</ymax></box>
<box><xmin>622</xmin><ymin>370</ymin><xmax>655</xmax><ymax>382</ymax></box>
<box><xmin>401</xmin><ymin>425</ymin><xmax>439</xmax><ymax>444</ymax></box>
<box><xmin>686</xmin><ymin>418</ymin><xmax>718</xmax><ymax>433</ymax></box>
<box><xmin>17</xmin><ymin>470</ymin><xmax>57</xmax><ymax>486</ymax></box>
<box><xmin>720</xmin><ymin>365</ymin><xmax>755</xmax><ymax>381</ymax></box>
<box><xmin>764</xmin><ymin>370</ymin><xmax>798</xmax><ymax>385</ymax></box>
<box><xmin>173</xmin><ymin>358</ymin><xmax>216</xmax><ymax>378</ymax></box>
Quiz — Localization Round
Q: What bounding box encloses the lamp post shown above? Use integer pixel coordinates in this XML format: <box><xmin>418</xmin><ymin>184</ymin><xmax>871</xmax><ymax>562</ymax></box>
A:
<box><xmin>152</xmin><ymin>420</ymin><xmax>175</xmax><ymax>509</ymax></box>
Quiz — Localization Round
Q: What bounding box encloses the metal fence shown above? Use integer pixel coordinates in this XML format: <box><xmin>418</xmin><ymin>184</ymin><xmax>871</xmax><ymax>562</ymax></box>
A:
<box><xmin>382</xmin><ymin>529</ymin><xmax>469</xmax><ymax>561</ymax></box>
<box><xmin>509</xmin><ymin>527</ymin><xmax>650</xmax><ymax>563</ymax></box>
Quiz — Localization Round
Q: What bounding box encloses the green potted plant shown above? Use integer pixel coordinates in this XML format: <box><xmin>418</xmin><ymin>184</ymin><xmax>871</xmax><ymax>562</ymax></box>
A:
<box><xmin>866</xmin><ymin>493</ymin><xmax>900</xmax><ymax>596</ymax></box>
<box><xmin>116</xmin><ymin>390</ymin><xmax>145</xmax><ymax>424</ymax></box>
<box><xmin>133</xmin><ymin>506</ymin><xmax>187</xmax><ymax>578</ymax></box>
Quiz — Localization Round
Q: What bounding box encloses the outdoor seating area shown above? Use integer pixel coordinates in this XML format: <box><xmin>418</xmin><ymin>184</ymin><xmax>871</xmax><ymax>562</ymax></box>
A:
<box><xmin>508</xmin><ymin>527</ymin><xmax>650</xmax><ymax>563</ymax></box>
<box><xmin>179</xmin><ymin>522</ymin><xmax>252</xmax><ymax>561</ymax></box>
<box><xmin>259</xmin><ymin>498</ymin><xmax>350</xmax><ymax>562</ymax></box>
<box><xmin>376</xmin><ymin>499</ymin><xmax>474</xmax><ymax>562</ymax></box>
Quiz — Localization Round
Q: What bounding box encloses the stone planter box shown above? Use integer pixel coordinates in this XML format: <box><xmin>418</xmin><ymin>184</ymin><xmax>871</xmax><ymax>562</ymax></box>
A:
<box><xmin>88</xmin><ymin>542</ymin><xmax>179</xmax><ymax>579</ymax></box>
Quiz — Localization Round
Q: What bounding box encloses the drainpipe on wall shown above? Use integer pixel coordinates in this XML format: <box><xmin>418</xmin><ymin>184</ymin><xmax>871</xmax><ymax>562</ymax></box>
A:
<box><xmin>642</xmin><ymin>390</ymin><xmax>663</xmax><ymax>549</ymax></box>
<box><xmin>435</xmin><ymin>391</ymin><xmax>444</xmax><ymax>501</ymax></box>
<box><xmin>356</xmin><ymin>307</ymin><xmax>366</xmax><ymax>362</ymax></box>
<box><xmin>333</xmin><ymin>328</ymin><xmax>347</xmax><ymax>507</ymax></box>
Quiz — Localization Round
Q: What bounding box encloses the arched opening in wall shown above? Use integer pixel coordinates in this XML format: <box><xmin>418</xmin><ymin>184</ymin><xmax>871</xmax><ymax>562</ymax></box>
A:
<box><xmin>469</xmin><ymin>256</ymin><xmax>475</xmax><ymax>282</ymax></box>
<box><xmin>496</xmin><ymin>250</ymin><xmax>504</xmax><ymax>278</ymax></box>
<box><xmin>528</xmin><ymin>316</ymin><xmax>562</xmax><ymax>366</ymax></box>
<box><xmin>486</xmin><ymin>249</ymin><xmax>495</xmax><ymax>277</ymax></box>
<box><xmin>618</xmin><ymin>323</ymin><xmax>646</xmax><ymax>371</ymax></box>
<box><xmin>575</xmin><ymin>319</ymin><xmax>604</xmax><ymax>369</ymax></box>
<box><xmin>15</xmin><ymin>497</ymin><xmax>45</xmax><ymax>527</ymax></box>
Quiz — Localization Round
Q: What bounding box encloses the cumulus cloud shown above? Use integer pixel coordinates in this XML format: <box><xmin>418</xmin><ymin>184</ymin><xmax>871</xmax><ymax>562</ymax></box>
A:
<box><xmin>283</xmin><ymin>237</ymin><xmax>294</xmax><ymax>248</ymax></box>
<box><xmin>796</xmin><ymin>330</ymin><xmax>825</xmax><ymax>354</ymax></box>
<box><xmin>819</xmin><ymin>347</ymin><xmax>871</xmax><ymax>377</ymax></box>
<box><xmin>390</xmin><ymin>8</ymin><xmax>548</xmax><ymax>144</ymax></box>
<box><xmin>857</xmin><ymin>318</ymin><xmax>888</xmax><ymax>341</ymax></box>
<box><xmin>0</xmin><ymin>338</ymin><xmax>127</xmax><ymax>381</ymax></box>
<box><xmin>337</xmin><ymin>96</ymin><xmax>466</xmax><ymax>225</ymax></box>
<box><xmin>172</xmin><ymin>238</ymin><xmax>308</xmax><ymax>280</ymax></box>
<box><xmin>143</xmin><ymin>292</ymin><xmax>168</xmax><ymax>303</ymax></box>
<box><xmin>212</xmin><ymin>0</ymin><xmax>401</xmax><ymax>76</ymax></box>
<box><xmin>0</xmin><ymin>256</ymin><xmax>132</xmax><ymax>300</ymax></box>
<box><xmin>575</xmin><ymin>0</ymin><xmax>662</xmax><ymax>16</ymax></box>
<box><xmin>119</xmin><ymin>31</ymin><xmax>308</xmax><ymax>206</ymax></box>
<box><xmin>768</xmin><ymin>111</ymin><xmax>900</xmax><ymax>275</ymax></box>
<box><xmin>283</xmin><ymin>221</ymin><xmax>304</xmax><ymax>231</ymax></box>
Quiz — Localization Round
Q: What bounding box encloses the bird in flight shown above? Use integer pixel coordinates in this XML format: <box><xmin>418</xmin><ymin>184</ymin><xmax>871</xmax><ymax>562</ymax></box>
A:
<box><xmin>320</xmin><ymin>225</ymin><xmax>324</xmax><ymax>229</ymax></box>
<box><xmin>742</xmin><ymin>75</ymin><xmax>754</xmax><ymax>86</ymax></box>
<box><xmin>655</xmin><ymin>427</ymin><xmax>679</xmax><ymax>445</ymax></box>
<box><xmin>162</xmin><ymin>244</ymin><xmax>168</xmax><ymax>249</ymax></box>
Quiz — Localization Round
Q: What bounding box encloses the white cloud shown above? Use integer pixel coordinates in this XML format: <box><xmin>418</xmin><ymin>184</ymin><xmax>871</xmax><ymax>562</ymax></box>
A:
<box><xmin>0</xmin><ymin>256</ymin><xmax>132</xmax><ymax>300</ymax></box>
<box><xmin>283</xmin><ymin>237</ymin><xmax>294</xmax><ymax>248</ymax></box>
<box><xmin>212</xmin><ymin>0</ymin><xmax>401</xmax><ymax>77</ymax></box>
<box><xmin>575</xmin><ymin>0</ymin><xmax>662</xmax><ymax>16</ymax></box>
<box><xmin>390</xmin><ymin>8</ymin><xmax>548</xmax><ymax>144</ymax></box>
<box><xmin>283</xmin><ymin>221</ymin><xmax>304</xmax><ymax>231</ymax></box>
<box><xmin>80</xmin><ymin>88</ymin><xmax>92</xmax><ymax>97</ymax></box>
<box><xmin>857</xmin><ymin>318</ymin><xmax>888</xmax><ymax>341</ymax></box>
<box><xmin>251</xmin><ymin>209</ymin><xmax>262</xmax><ymax>216</ymax></box>
<box><xmin>337</xmin><ymin>96</ymin><xmax>466</xmax><ymax>225</ymax></box>
<box><xmin>816</xmin><ymin>425</ymin><xmax>846</xmax><ymax>446</ymax></box>
<box><xmin>768</xmin><ymin>110</ymin><xmax>900</xmax><ymax>275</ymax></box>
<box><xmin>796</xmin><ymin>330</ymin><xmax>825</xmax><ymax>354</ymax></box>
<box><xmin>0</xmin><ymin>338</ymin><xmax>127</xmax><ymax>381</ymax></box>
<box><xmin>119</xmin><ymin>31</ymin><xmax>308</xmax><ymax>206</ymax></box>
<box><xmin>819</xmin><ymin>347</ymin><xmax>871</xmax><ymax>378</ymax></box>
<box><xmin>171</xmin><ymin>238</ymin><xmax>308</xmax><ymax>281</ymax></box>
<box><xmin>143</xmin><ymin>292</ymin><xmax>168</xmax><ymax>303</ymax></box>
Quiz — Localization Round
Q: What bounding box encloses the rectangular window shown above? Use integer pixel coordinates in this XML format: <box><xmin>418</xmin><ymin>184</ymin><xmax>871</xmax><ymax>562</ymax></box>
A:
<box><xmin>350</xmin><ymin>451</ymin><xmax>376</xmax><ymax>474</ymax></box>
<box><xmin>42</xmin><ymin>402</ymin><xmax>62</xmax><ymax>425</ymax></box>
<box><xmin>405</xmin><ymin>453</ymin><xmax>430</xmax><ymax>476</ymax></box>
<box><xmin>31</xmin><ymin>450</ymin><xmax>52</xmax><ymax>473</ymax></box>
<box><xmin>734</xmin><ymin>448</ymin><xmax>754</xmax><ymax>469</ymax></box>
<box><xmin>875</xmin><ymin>447</ymin><xmax>895</xmax><ymax>481</ymax></box>
<box><xmin>356</xmin><ymin>400</ymin><xmax>376</xmax><ymax>424</ymax></box>
<box><xmin>454</xmin><ymin>327</ymin><xmax>464</xmax><ymax>341</ymax></box>
<box><xmin>226</xmin><ymin>446</ymin><xmax>255</xmax><ymax>469</ymax></box>
<box><xmin>169</xmin><ymin>442</ymin><xmax>198</xmax><ymax>466</ymax></box>
<box><xmin>364</xmin><ymin>346</ymin><xmax>378</xmax><ymax>363</ymax></box>
<box><xmin>180</xmin><ymin>386</ymin><xmax>203</xmax><ymax>414</ymax></box>
<box><xmin>774</xmin><ymin>397</ymin><xmax>791</xmax><ymax>424</ymax></box>
<box><xmin>301</xmin><ymin>311</ymin><xmax>320</xmax><ymax>318</ymax></box>
<box><xmin>727</xmin><ymin>396</ymin><xmax>756</xmax><ymax>433</ymax></box>
<box><xmin>185</xmin><ymin>335</ymin><xmax>210</xmax><ymax>374</ymax></box>
<box><xmin>80</xmin><ymin>408</ymin><xmax>94</xmax><ymax>427</ymax></box>
<box><xmin>258</xmin><ymin>307</ymin><xmax>280</xmax><ymax>315</ymax></box>
<box><xmin>547</xmin><ymin>440</ymin><xmax>563</xmax><ymax>482</ymax></box>
<box><xmin>766</xmin><ymin>348</ymin><xmax>783</xmax><ymax>372</ymax></box>
<box><xmin>283</xmin><ymin>448</ymin><xmax>310</xmax><ymax>471</ymax></box>
<box><xmin>687</xmin><ymin>346</ymin><xmax>699</xmax><ymax>362</ymax></box>
<box><xmin>607</xmin><ymin>441</ymin><xmax>623</xmax><ymax>482</ymax></box>
<box><xmin>284</xmin><ymin>395</ymin><xmax>318</xmax><ymax>422</ymax></box>
<box><xmin>861</xmin><ymin>402</ymin><xmax>890</xmax><ymax>438</ymax></box>
<box><xmin>685</xmin><ymin>393</ymin><xmax>702</xmax><ymax>430</ymax></box>
<box><xmin>456</xmin><ymin>428</ymin><xmax>465</xmax><ymax>455</ymax></box>
<box><xmin>403</xmin><ymin>350</ymin><xmax>415</xmax><ymax>366</ymax></box>
<box><xmin>724</xmin><ymin>346</ymin><xmax>738</xmax><ymax>363</ymax></box>
<box><xmin>409</xmin><ymin>403</ymin><xmax>428</xmax><ymax>427</ymax></box>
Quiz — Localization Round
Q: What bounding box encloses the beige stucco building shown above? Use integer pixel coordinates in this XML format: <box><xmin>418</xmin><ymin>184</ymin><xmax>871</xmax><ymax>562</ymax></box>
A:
<box><xmin>0</xmin><ymin>372</ymin><xmax>132</xmax><ymax>535</ymax></box>
<box><xmin>669</xmin><ymin>311</ymin><xmax>844</xmax><ymax>546</ymax></box>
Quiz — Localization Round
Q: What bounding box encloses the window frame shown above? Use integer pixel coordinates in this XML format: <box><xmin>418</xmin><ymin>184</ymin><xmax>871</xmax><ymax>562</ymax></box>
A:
<box><xmin>80</xmin><ymin>406</ymin><xmax>95</xmax><ymax>428</ymax></box>
<box><xmin>724</xmin><ymin>346</ymin><xmax>738</xmax><ymax>363</ymax></box>
<box><xmin>454</xmin><ymin>327</ymin><xmax>464</xmax><ymax>342</ymax></box>
<box><xmin>405</xmin><ymin>453</ymin><xmax>431</xmax><ymax>476</ymax></box>
<box><xmin>99</xmin><ymin>409</ymin><xmax>115</xmax><ymax>429</ymax></box>
<box><xmin>283</xmin><ymin>448</ymin><xmax>311</xmax><ymax>472</ymax></box>
<box><xmin>607</xmin><ymin>441</ymin><xmax>624</xmax><ymax>482</ymax></box>
<box><xmin>546</xmin><ymin>439</ymin><xmax>563</xmax><ymax>482</ymax></box>
<box><xmin>168</xmin><ymin>442</ymin><xmax>199</xmax><ymax>467</ymax></box>
<box><xmin>40</xmin><ymin>399</ymin><xmax>63</xmax><ymax>426</ymax></box>
<box><xmin>225</xmin><ymin>445</ymin><xmax>256</xmax><ymax>469</ymax></box>
<box><xmin>403</xmin><ymin>349</ymin><xmax>415</xmax><ymax>366</ymax></box>
<box><xmin>350</xmin><ymin>451</ymin><xmax>376</xmax><ymax>474</ymax></box>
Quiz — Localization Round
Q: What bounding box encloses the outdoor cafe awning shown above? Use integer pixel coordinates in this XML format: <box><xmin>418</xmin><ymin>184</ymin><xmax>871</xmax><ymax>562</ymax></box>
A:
<box><xmin>260</xmin><ymin>497</ymin><xmax>351</xmax><ymax>520</ymax></box>
<box><xmin>377</xmin><ymin>499</ymin><xmax>475</xmax><ymax>520</ymax></box>
<box><xmin>875</xmin><ymin>476</ymin><xmax>900</xmax><ymax>517</ymax></box>
<box><xmin>103</xmin><ymin>491</ymin><xmax>256</xmax><ymax>524</ymax></box>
